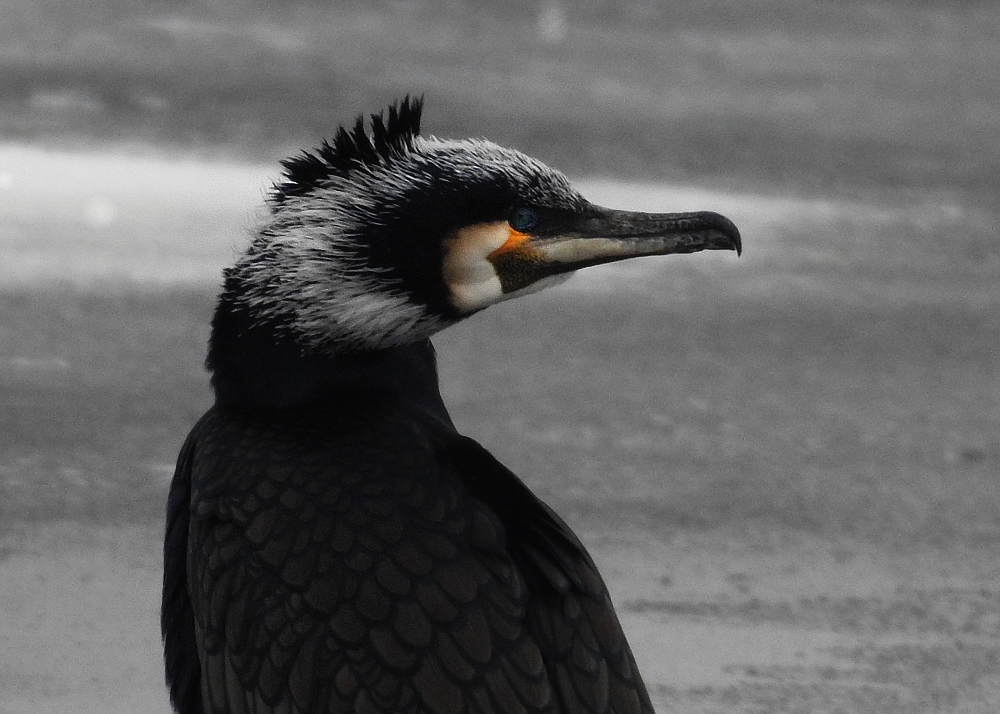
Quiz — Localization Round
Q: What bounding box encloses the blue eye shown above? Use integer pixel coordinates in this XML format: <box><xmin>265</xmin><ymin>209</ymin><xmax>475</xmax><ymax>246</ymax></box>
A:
<box><xmin>509</xmin><ymin>207</ymin><xmax>539</xmax><ymax>232</ymax></box>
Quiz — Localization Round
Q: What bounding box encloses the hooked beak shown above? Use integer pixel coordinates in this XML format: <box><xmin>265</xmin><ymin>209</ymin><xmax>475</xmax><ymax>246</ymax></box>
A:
<box><xmin>487</xmin><ymin>204</ymin><xmax>740</xmax><ymax>294</ymax></box>
<box><xmin>529</xmin><ymin>205</ymin><xmax>740</xmax><ymax>262</ymax></box>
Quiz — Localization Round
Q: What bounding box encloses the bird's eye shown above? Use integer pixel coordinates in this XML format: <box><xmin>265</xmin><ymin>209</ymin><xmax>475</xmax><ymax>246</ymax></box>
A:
<box><xmin>508</xmin><ymin>207</ymin><xmax>539</xmax><ymax>232</ymax></box>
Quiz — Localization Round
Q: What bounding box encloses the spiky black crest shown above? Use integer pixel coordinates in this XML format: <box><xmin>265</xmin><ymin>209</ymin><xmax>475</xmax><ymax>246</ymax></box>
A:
<box><xmin>272</xmin><ymin>96</ymin><xmax>424</xmax><ymax>205</ymax></box>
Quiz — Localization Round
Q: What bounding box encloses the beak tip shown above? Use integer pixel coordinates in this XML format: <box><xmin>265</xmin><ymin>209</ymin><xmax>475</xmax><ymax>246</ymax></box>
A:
<box><xmin>706</xmin><ymin>212</ymin><xmax>742</xmax><ymax>257</ymax></box>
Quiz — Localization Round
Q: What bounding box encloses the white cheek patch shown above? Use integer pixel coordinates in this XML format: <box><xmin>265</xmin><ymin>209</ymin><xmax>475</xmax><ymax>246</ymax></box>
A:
<box><xmin>443</xmin><ymin>223</ymin><xmax>587</xmax><ymax>313</ymax></box>
<box><xmin>450</xmin><ymin>275</ymin><xmax>504</xmax><ymax>313</ymax></box>
<box><xmin>443</xmin><ymin>222</ymin><xmax>510</xmax><ymax>312</ymax></box>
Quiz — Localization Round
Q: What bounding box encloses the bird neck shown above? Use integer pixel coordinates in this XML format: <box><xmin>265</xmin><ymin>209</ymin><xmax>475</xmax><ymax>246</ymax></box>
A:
<box><xmin>206</xmin><ymin>297</ymin><xmax>454</xmax><ymax>425</ymax></box>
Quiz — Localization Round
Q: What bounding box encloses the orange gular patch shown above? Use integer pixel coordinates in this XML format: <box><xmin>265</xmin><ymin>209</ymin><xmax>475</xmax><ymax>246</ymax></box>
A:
<box><xmin>488</xmin><ymin>228</ymin><xmax>533</xmax><ymax>259</ymax></box>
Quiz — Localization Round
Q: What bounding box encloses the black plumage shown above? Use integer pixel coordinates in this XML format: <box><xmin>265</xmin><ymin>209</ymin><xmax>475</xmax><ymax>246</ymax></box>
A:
<box><xmin>163</xmin><ymin>98</ymin><xmax>740</xmax><ymax>714</ymax></box>
<box><xmin>272</xmin><ymin>99</ymin><xmax>422</xmax><ymax>205</ymax></box>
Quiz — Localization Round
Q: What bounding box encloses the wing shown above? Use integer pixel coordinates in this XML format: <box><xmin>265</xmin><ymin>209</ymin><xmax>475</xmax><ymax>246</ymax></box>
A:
<box><xmin>442</xmin><ymin>437</ymin><xmax>654</xmax><ymax>714</ymax></box>
<box><xmin>163</xmin><ymin>413</ymin><xmax>210</xmax><ymax>714</ymax></box>
<box><xmin>166</xmin><ymin>405</ymin><xmax>652</xmax><ymax>714</ymax></box>
<box><xmin>175</xmin><ymin>405</ymin><xmax>559</xmax><ymax>714</ymax></box>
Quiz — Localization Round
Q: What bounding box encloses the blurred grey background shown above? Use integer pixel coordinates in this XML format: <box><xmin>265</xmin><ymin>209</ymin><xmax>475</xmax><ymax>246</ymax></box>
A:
<box><xmin>1</xmin><ymin>1</ymin><xmax>998</xmax><ymax>712</ymax></box>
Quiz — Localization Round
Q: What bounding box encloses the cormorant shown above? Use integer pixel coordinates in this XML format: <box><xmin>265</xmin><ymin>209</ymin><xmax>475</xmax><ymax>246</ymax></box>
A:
<box><xmin>163</xmin><ymin>97</ymin><xmax>741</xmax><ymax>714</ymax></box>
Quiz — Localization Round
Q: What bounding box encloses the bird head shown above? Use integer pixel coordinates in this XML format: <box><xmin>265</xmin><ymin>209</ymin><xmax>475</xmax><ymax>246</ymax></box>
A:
<box><xmin>221</xmin><ymin>97</ymin><xmax>740</xmax><ymax>356</ymax></box>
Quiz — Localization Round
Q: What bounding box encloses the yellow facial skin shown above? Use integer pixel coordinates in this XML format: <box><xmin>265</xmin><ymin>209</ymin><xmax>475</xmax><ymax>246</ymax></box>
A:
<box><xmin>489</xmin><ymin>227</ymin><xmax>533</xmax><ymax>257</ymax></box>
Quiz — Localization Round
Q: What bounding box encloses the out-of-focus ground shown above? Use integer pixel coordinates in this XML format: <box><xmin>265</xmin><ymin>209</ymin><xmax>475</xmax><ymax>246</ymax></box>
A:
<box><xmin>2</xmin><ymin>0</ymin><xmax>999</xmax><ymax>711</ymax></box>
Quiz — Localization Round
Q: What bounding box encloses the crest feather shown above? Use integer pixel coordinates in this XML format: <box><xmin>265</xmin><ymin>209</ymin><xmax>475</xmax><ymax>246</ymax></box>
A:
<box><xmin>272</xmin><ymin>95</ymin><xmax>423</xmax><ymax>204</ymax></box>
